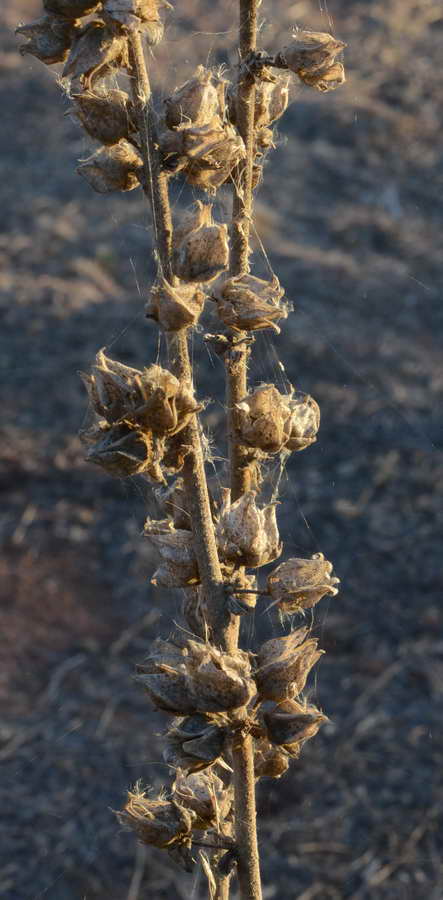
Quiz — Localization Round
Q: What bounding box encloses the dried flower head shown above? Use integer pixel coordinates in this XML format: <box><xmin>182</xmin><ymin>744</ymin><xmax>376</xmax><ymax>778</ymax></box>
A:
<box><xmin>217</xmin><ymin>490</ymin><xmax>281</xmax><ymax>568</ymax></box>
<box><xmin>165</xmin><ymin>66</ymin><xmax>226</xmax><ymax>130</ymax></box>
<box><xmin>146</xmin><ymin>278</ymin><xmax>206</xmax><ymax>331</ymax></box>
<box><xmin>117</xmin><ymin>787</ymin><xmax>194</xmax><ymax>847</ymax></box>
<box><xmin>263</xmin><ymin>698</ymin><xmax>327</xmax><ymax>753</ymax></box>
<box><xmin>214</xmin><ymin>274</ymin><xmax>288</xmax><ymax>333</ymax></box>
<box><xmin>165</xmin><ymin>715</ymin><xmax>227</xmax><ymax>772</ymax></box>
<box><xmin>63</xmin><ymin>21</ymin><xmax>128</xmax><ymax>90</ymax></box>
<box><xmin>254</xmin><ymin>628</ymin><xmax>323</xmax><ymax>701</ymax></box>
<box><xmin>77</xmin><ymin>139</ymin><xmax>143</xmax><ymax>192</ymax></box>
<box><xmin>278</xmin><ymin>30</ymin><xmax>346</xmax><ymax>92</ymax></box>
<box><xmin>267</xmin><ymin>552</ymin><xmax>340</xmax><ymax>614</ymax></box>
<box><xmin>16</xmin><ymin>16</ymin><xmax>78</xmax><ymax>64</ymax></box>
<box><xmin>73</xmin><ymin>87</ymin><xmax>135</xmax><ymax>145</ymax></box>
<box><xmin>144</xmin><ymin>519</ymin><xmax>199</xmax><ymax>587</ymax></box>
<box><xmin>172</xmin><ymin>203</ymin><xmax>229</xmax><ymax>284</ymax></box>
<box><xmin>237</xmin><ymin>385</ymin><xmax>320</xmax><ymax>455</ymax></box>
<box><xmin>172</xmin><ymin>770</ymin><xmax>231</xmax><ymax>829</ymax></box>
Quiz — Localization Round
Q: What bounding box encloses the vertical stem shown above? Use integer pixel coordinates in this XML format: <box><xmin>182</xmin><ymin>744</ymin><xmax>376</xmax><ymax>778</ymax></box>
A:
<box><xmin>232</xmin><ymin>732</ymin><xmax>262</xmax><ymax>900</ymax></box>
<box><xmin>128</xmin><ymin>31</ymin><xmax>237</xmax><ymax>653</ymax></box>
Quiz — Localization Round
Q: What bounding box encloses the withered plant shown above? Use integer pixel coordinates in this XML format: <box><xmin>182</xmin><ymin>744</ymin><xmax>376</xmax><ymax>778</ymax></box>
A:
<box><xmin>17</xmin><ymin>2</ymin><xmax>345</xmax><ymax>897</ymax></box>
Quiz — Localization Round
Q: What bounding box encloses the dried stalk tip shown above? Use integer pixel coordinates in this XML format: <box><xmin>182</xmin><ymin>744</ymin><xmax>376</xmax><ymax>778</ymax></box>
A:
<box><xmin>254</xmin><ymin>629</ymin><xmax>323</xmax><ymax>701</ymax></box>
<box><xmin>214</xmin><ymin>274</ymin><xmax>288</xmax><ymax>333</ymax></box>
<box><xmin>172</xmin><ymin>203</ymin><xmax>229</xmax><ymax>284</ymax></box>
<box><xmin>146</xmin><ymin>278</ymin><xmax>206</xmax><ymax>331</ymax></box>
<box><xmin>73</xmin><ymin>88</ymin><xmax>135</xmax><ymax>145</ymax></box>
<box><xmin>172</xmin><ymin>770</ymin><xmax>232</xmax><ymax>830</ymax></box>
<box><xmin>165</xmin><ymin>66</ymin><xmax>226</xmax><ymax>130</ymax></box>
<box><xmin>263</xmin><ymin>698</ymin><xmax>327</xmax><ymax>753</ymax></box>
<box><xmin>77</xmin><ymin>139</ymin><xmax>143</xmax><ymax>193</ymax></box>
<box><xmin>267</xmin><ymin>552</ymin><xmax>340</xmax><ymax>614</ymax></box>
<box><xmin>63</xmin><ymin>21</ymin><xmax>128</xmax><ymax>90</ymax></box>
<box><xmin>165</xmin><ymin>715</ymin><xmax>227</xmax><ymax>772</ymax></box>
<box><xmin>16</xmin><ymin>16</ymin><xmax>78</xmax><ymax>65</ymax></box>
<box><xmin>117</xmin><ymin>787</ymin><xmax>194</xmax><ymax>847</ymax></box>
<box><xmin>237</xmin><ymin>384</ymin><xmax>320</xmax><ymax>455</ymax></box>
<box><xmin>278</xmin><ymin>30</ymin><xmax>346</xmax><ymax>92</ymax></box>
<box><xmin>217</xmin><ymin>489</ymin><xmax>281</xmax><ymax>569</ymax></box>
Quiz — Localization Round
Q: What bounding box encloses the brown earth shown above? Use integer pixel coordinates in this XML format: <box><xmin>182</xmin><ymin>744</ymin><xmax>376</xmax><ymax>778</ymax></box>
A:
<box><xmin>1</xmin><ymin>1</ymin><xmax>442</xmax><ymax>898</ymax></box>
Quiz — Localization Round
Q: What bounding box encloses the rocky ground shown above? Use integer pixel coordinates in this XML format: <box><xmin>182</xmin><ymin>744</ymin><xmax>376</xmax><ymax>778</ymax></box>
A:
<box><xmin>1</xmin><ymin>1</ymin><xmax>442</xmax><ymax>898</ymax></box>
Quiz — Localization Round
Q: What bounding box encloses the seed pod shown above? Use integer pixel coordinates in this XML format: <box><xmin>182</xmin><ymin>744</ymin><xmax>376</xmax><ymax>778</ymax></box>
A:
<box><xmin>165</xmin><ymin>715</ymin><xmax>227</xmax><ymax>772</ymax></box>
<box><xmin>263</xmin><ymin>698</ymin><xmax>327</xmax><ymax>751</ymax></box>
<box><xmin>103</xmin><ymin>0</ymin><xmax>163</xmax><ymax>32</ymax></box>
<box><xmin>255</xmin><ymin>630</ymin><xmax>323</xmax><ymax>701</ymax></box>
<box><xmin>162</xmin><ymin>430</ymin><xmax>191</xmax><ymax>476</ymax></box>
<box><xmin>16</xmin><ymin>16</ymin><xmax>78</xmax><ymax>64</ymax></box>
<box><xmin>230</xmin><ymin>70</ymin><xmax>289</xmax><ymax>129</ymax></box>
<box><xmin>82</xmin><ymin>421</ymin><xmax>165</xmax><ymax>480</ymax></box>
<box><xmin>301</xmin><ymin>61</ymin><xmax>345</xmax><ymax>92</ymax></box>
<box><xmin>77</xmin><ymin>139</ymin><xmax>143</xmax><ymax>193</ymax></box>
<box><xmin>165</xmin><ymin>66</ymin><xmax>226</xmax><ymax>130</ymax></box>
<box><xmin>136</xmin><ymin>670</ymin><xmax>196</xmax><ymax>714</ymax></box>
<box><xmin>237</xmin><ymin>385</ymin><xmax>320</xmax><ymax>454</ymax></box>
<box><xmin>73</xmin><ymin>88</ymin><xmax>134</xmax><ymax>145</ymax></box>
<box><xmin>144</xmin><ymin>519</ymin><xmax>199</xmax><ymax>587</ymax></box>
<box><xmin>160</xmin><ymin>120</ymin><xmax>246</xmax><ymax>193</ymax></box>
<box><xmin>277</xmin><ymin>30</ymin><xmax>345</xmax><ymax>91</ymax></box>
<box><xmin>172</xmin><ymin>203</ymin><xmax>229</xmax><ymax>284</ymax></box>
<box><xmin>214</xmin><ymin>274</ymin><xmax>288</xmax><ymax>333</ymax></box>
<box><xmin>117</xmin><ymin>788</ymin><xmax>194</xmax><ymax>848</ymax></box>
<box><xmin>43</xmin><ymin>0</ymin><xmax>98</xmax><ymax>16</ymax></box>
<box><xmin>285</xmin><ymin>391</ymin><xmax>320</xmax><ymax>451</ymax></box>
<box><xmin>267</xmin><ymin>552</ymin><xmax>340</xmax><ymax>614</ymax></box>
<box><xmin>172</xmin><ymin>771</ymin><xmax>231</xmax><ymax>829</ymax></box>
<box><xmin>185</xmin><ymin>641</ymin><xmax>255</xmax><ymax>713</ymax></box>
<box><xmin>253</xmin><ymin>738</ymin><xmax>290</xmax><ymax>779</ymax></box>
<box><xmin>217</xmin><ymin>489</ymin><xmax>281</xmax><ymax>568</ymax></box>
<box><xmin>146</xmin><ymin>278</ymin><xmax>206</xmax><ymax>331</ymax></box>
<box><xmin>63</xmin><ymin>21</ymin><xmax>128</xmax><ymax>89</ymax></box>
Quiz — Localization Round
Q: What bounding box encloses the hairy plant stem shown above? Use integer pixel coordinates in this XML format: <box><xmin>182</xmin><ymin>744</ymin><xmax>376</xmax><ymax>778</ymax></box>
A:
<box><xmin>128</xmin><ymin>31</ymin><xmax>237</xmax><ymax>656</ymax></box>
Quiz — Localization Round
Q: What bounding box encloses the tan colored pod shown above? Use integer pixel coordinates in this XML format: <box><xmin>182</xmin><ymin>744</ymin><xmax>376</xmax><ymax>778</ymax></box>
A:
<box><xmin>82</xmin><ymin>421</ymin><xmax>165</xmax><ymax>480</ymax></box>
<box><xmin>117</xmin><ymin>789</ymin><xmax>194</xmax><ymax>848</ymax></box>
<box><xmin>285</xmin><ymin>391</ymin><xmax>320</xmax><ymax>451</ymax></box>
<box><xmin>214</xmin><ymin>274</ymin><xmax>288</xmax><ymax>333</ymax></box>
<box><xmin>278</xmin><ymin>30</ymin><xmax>345</xmax><ymax>92</ymax></box>
<box><xmin>164</xmin><ymin>715</ymin><xmax>227</xmax><ymax>772</ymax></box>
<box><xmin>63</xmin><ymin>21</ymin><xmax>128</xmax><ymax>89</ymax></box>
<box><xmin>16</xmin><ymin>16</ymin><xmax>78</xmax><ymax>64</ymax></box>
<box><xmin>263</xmin><ymin>698</ymin><xmax>327</xmax><ymax>751</ymax></box>
<box><xmin>172</xmin><ymin>770</ymin><xmax>231</xmax><ymax>830</ymax></box>
<box><xmin>172</xmin><ymin>203</ymin><xmax>229</xmax><ymax>284</ymax></box>
<box><xmin>165</xmin><ymin>66</ymin><xmax>226</xmax><ymax>130</ymax></box>
<box><xmin>73</xmin><ymin>88</ymin><xmax>134</xmax><ymax>145</ymax></box>
<box><xmin>103</xmin><ymin>0</ymin><xmax>163</xmax><ymax>31</ymax></box>
<box><xmin>255</xmin><ymin>631</ymin><xmax>323</xmax><ymax>701</ymax></box>
<box><xmin>301</xmin><ymin>61</ymin><xmax>345</xmax><ymax>92</ymax></box>
<box><xmin>146</xmin><ymin>278</ymin><xmax>206</xmax><ymax>330</ymax></box>
<box><xmin>144</xmin><ymin>519</ymin><xmax>199</xmax><ymax>587</ymax></box>
<box><xmin>217</xmin><ymin>489</ymin><xmax>281</xmax><ymax>568</ymax></box>
<box><xmin>267</xmin><ymin>552</ymin><xmax>340</xmax><ymax>614</ymax></box>
<box><xmin>237</xmin><ymin>385</ymin><xmax>287</xmax><ymax>453</ymax></box>
<box><xmin>253</xmin><ymin>738</ymin><xmax>290</xmax><ymax>779</ymax></box>
<box><xmin>77</xmin><ymin>139</ymin><xmax>143</xmax><ymax>193</ymax></box>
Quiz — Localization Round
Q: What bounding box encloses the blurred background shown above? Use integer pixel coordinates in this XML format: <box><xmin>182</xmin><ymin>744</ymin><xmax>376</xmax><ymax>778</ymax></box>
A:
<box><xmin>1</xmin><ymin>1</ymin><xmax>442</xmax><ymax>897</ymax></box>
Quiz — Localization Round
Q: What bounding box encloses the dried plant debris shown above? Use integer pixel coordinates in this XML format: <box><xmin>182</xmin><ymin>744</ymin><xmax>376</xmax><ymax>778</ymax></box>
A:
<box><xmin>160</xmin><ymin>119</ymin><xmax>246</xmax><ymax>192</ymax></box>
<box><xmin>172</xmin><ymin>770</ymin><xmax>232</xmax><ymax>829</ymax></box>
<box><xmin>63</xmin><ymin>21</ymin><xmax>129</xmax><ymax>90</ymax></box>
<box><xmin>267</xmin><ymin>552</ymin><xmax>340</xmax><ymax>614</ymax></box>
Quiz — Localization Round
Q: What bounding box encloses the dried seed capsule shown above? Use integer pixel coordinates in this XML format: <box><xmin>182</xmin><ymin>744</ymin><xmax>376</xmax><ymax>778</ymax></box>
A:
<box><xmin>63</xmin><ymin>21</ymin><xmax>128</xmax><ymax>89</ymax></box>
<box><xmin>136</xmin><ymin>670</ymin><xmax>196</xmax><ymax>714</ymax></box>
<box><xmin>301</xmin><ymin>61</ymin><xmax>345</xmax><ymax>92</ymax></box>
<box><xmin>229</xmin><ymin>70</ymin><xmax>289</xmax><ymax>129</ymax></box>
<box><xmin>146</xmin><ymin>278</ymin><xmax>206</xmax><ymax>331</ymax></box>
<box><xmin>189</xmin><ymin>654</ymin><xmax>254</xmax><ymax>713</ymax></box>
<box><xmin>73</xmin><ymin>88</ymin><xmax>134</xmax><ymax>145</ymax></box>
<box><xmin>237</xmin><ymin>385</ymin><xmax>320</xmax><ymax>454</ymax></box>
<box><xmin>165</xmin><ymin>715</ymin><xmax>227</xmax><ymax>772</ymax></box>
<box><xmin>103</xmin><ymin>0</ymin><xmax>163</xmax><ymax>33</ymax></box>
<box><xmin>267</xmin><ymin>552</ymin><xmax>340</xmax><ymax>614</ymax></box>
<box><xmin>165</xmin><ymin>66</ymin><xmax>226</xmax><ymax>130</ymax></box>
<box><xmin>217</xmin><ymin>489</ymin><xmax>281</xmax><ymax>568</ymax></box>
<box><xmin>43</xmin><ymin>0</ymin><xmax>98</xmax><ymax>16</ymax></box>
<box><xmin>285</xmin><ymin>391</ymin><xmax>320</xmax><ymax>451</ymax></box>
<box><xmin>277</xmin><ymin>30</ymin><xmax>345</xmax><ymax>92</ymax></box>
<box><xmin>172</xmin><ymin>771</ymin><xmax>231</xmax><ymax>830</ymax></box>
<box><xmin>117</xmin><ymin>788</ymin><xmax>194</xmax><ymax>848</ymax></box>
<box><xmin>16</xmin><ymin>16</ymin><xmax>78</xmax><ymax>65</ymax></box>
<box><xmin>82</xmin><ymin>421</ymin><xmax>164</xmax><ymax>480</ymax></box>
<box><xmin>263</xmin><ymin>698</ymin><xmax>327</xmax><ymax>751</ymax></box>
<box><xmin>77</xmin><ymin>139</ymin><xmax>143</xmax><ymax>193</ymax></box>
<box><xmin>254</xmin><ymin>630</ymin><xmax>323</xmax><ymax>701</ymax></box>
<box><xmin>214</xmin><ymin>274</ymin><xmax>288</xmax><ymax>333</ymax></box>
<box><xmin>160</xmin><ymin>120</ymin><xmax>246</xmax><ymax>193</ymax></box>
<box><xmin>172</xmin><ymin>203</ymin><xmax>229</xmax><ymax>284</ymax></box>
<box><xmin>253</xmin><ymin>738</ymin><xmax>290</xmax><ymax>779</ymax></box>
<box><xmin>144</xmin><ymin>519</ymin><xmax>199</xmax><ymax>587</ymax></box>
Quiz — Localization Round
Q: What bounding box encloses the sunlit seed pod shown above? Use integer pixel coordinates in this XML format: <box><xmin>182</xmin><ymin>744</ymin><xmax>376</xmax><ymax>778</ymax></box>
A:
<box><xmin>146</xmin><ymin>278</ymin><xmax>206</xmax><ymax>331</ymax></box>
<box><xmin>267</xmin><ymin>552</ymin><xmax>340</xmax><ymax>614</ymax></box>
<box><xmin>16</xmin><ymin>16</ymin><xmax>78</xmax><ymax>64</ymax></box>
<box><xmin>189</xmin><ymin>657</ymin><xmax>254</xmax><ymax>713</ymax></box>
<box><xmin>73</xmin><ymin>88</ymin><xmax>135</xmax><ymax>145</ymax></box>
<box><xmin>300</xmin><ymin>61</ymin><xmax>345</xmax><ymax>92</ymax></box>
<box><xmin>165</xmin><ymin>66</ymin><xmax>226</xmax><ymax>130</ymax></box>
<box><xmin>144</xmin><ymin>520</ymin><xmax>200</xmax><ymax>587</ymax></box>
<box><xmin>164</xmin><ymin>716</ymin><xmax>227</xmax><ymax>772</ymax></box>
<box><xmin>254</xmin><ymin>74</ymin><xmax>290</xmax><ymax>128</ymax></box>
<box><xmin>43</xmin><ymin>0</ymin><xmax>98</xmax><ymax>17</ymax></box>
<box><xmin>217</xmin><ymin>489</ymin><xmax>281</xmax><ymax>568</ymax></box>
<box><xmin>136</xmin><ymin>670</ymin><xmax>196</xmax><ymax>714</ymax></box>
<box><xmin>172</xmin><ymin>203</ymin><xmax>229</xmax><ymax>284</ymax></box>
<box><xmin>237</xmin><ymin>385</ymin><xmax>287</xmax><ymax>454</ymax></box>
<box><xmin>63</xmin><ymin>21</ymin><xmax>128</xmax><ymax>89</ymax></box>
<box><xmin>77</xmin><ymin>139</ymin><xmax>143</xmax><ymax>193</ymax></box>
<box><xmin>102</xmin><ymin>0</ymin><xmax>163</xmax><ymax>29</ymax></box>
<box><xmin>279</xmin><ymin>30</ymin><xmax>345</xmax><ymax>77</ymax></box>
<box><xmin>214</xmin><ymin>274</ymin><xmax>288</xmax><ymax>333</ymax></box>
<box><xmin>172</xmin><ymin>770</ymin><xmax>232</xmax><ymax>830</ymax></box>
<box><xmin>263</xmin><ymin>698</ymin><xmax>327</xmax><ymax>749</ymax></box>
<box><xmin>82</xmin><ymin>421</ymin><xmax>164</xmax><ymax>480</ymax></box>
<box><xmin>117</xmin><ymin>789</ymin><xmax>194</xmax><ymax>848</ymax></box>
<box><xmin>253</xmin><ymin>738</ymin><xmax>290</xmax><ymax>779</ymax></box>
<box><xmin>254</xmin><ymin>633</ymin><xmax>323</xmax><ymax>702</ymax></box>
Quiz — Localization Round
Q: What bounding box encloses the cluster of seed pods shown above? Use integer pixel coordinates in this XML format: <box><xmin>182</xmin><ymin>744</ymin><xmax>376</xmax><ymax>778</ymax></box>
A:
<box><xmin>17</xmin><ymin>2</ymin><xmax>345</xmax><ymax>885</ymax></box>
